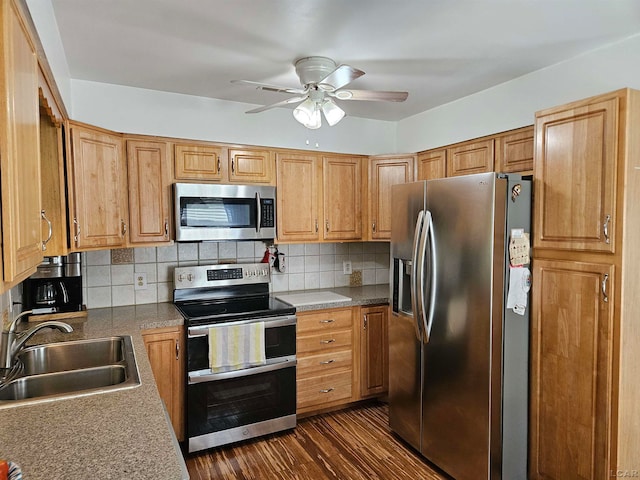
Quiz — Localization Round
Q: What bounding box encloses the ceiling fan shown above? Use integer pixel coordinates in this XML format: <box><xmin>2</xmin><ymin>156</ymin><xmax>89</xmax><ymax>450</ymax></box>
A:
<box><xmin>231</xmin><ymin>56</ymin><xmax>408</xmax><ymax>129</ymax></box>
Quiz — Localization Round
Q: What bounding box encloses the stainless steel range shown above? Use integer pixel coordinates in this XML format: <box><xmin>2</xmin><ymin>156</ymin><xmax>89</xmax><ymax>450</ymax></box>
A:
<box><xmin>173</xmin><ymin>263</ymin><xmax>297</xmax><ymax>453</ymax></box>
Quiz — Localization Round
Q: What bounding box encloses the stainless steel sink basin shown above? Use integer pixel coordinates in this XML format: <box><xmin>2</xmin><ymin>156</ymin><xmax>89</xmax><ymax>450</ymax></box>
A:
<box><xmin>18</xmin><ymin>336</ymin><xmax>125</xmax><ymax>375</ymax></box>
<box><xmin>0</xmin><ymin>335</ymin><xmax>140</xmax><ymax>408</ymax></box>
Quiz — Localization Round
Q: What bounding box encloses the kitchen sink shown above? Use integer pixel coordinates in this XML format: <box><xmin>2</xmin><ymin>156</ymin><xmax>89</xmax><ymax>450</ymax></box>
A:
<box><xmin>0</xmin><ymin>335</ymin><xmax>140</xmax><ymax>408</ymax></box>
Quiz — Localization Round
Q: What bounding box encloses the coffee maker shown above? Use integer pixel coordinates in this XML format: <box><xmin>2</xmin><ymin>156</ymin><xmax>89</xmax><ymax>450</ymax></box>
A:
<box><xmin>23</xmin><ymin>254</ymin><xmax>84</xmax><ymax>314</ymax></box>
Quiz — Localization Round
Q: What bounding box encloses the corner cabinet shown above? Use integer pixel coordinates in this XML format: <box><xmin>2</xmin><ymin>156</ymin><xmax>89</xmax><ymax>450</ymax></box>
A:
<box><xmin>367</xmin><ymin>155</ymin><xmax>415</xmax><ymax>240</ymax></box>
<box><xmin>142</xmin><ymin>326</ymin><xmax>185</xmax><ymax>441</ymax></box>
<box><xmin>0</xmin><ymin>0</ymin><xmax>43</xmax><ymax>286</ymax></box>
<box><xmin>530</xmin><ymin>88</ymin><xmax>640</xmax><ymax>479</ymax></box>
<box><xmin>359</xmin><ymin>305</ymin><xmax>388</xmax><ymax>397</ymax></box>
<box><xmin>68</xmin><ymin>122</ymin><xmax>128</xmax><ymax>250</ymax></box>
<box><xmin>126</xmin><ymin>138</ymin><xmax>172</xmax><ymax>244</ymax></box>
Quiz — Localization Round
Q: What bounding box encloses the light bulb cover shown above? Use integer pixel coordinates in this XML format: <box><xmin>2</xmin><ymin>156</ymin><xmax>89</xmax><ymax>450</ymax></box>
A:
<box><xmin>321</xmin><ymin>99</ymin><xmax>346</xmax><ymax>126</ymax></box>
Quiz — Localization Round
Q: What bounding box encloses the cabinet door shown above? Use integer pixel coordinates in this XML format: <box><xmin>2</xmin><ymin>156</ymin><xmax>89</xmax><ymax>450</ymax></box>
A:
<box><xmin>530</xmin><ymin>259</ymin><xmax>613</xmax><ymax>480</ymax></box>
<box><xmin>38</xmin><ymin>105</ymin><xmax>67</xmax><ymax>255</ymax></box>
<box><xmin>495</xmin><ymin>126</ymin><xmax>534</xmax><ymax>174</ymax></box>
<box><xmin>323</xmin><ymin>156</ymin><xmax>362</xmax><ymax>241</ymax></box>
<box><xmin>447</xmin><ymin>138</ymin><xmax>494</xmax><ymax>177</ymax></box>
<box><xmin>126</xmin><ymin>139</ymin><xmax>171</xmax><ymax>244</ymax></box>
<box><xmin>69</xmin><ymin>124</ymin><xmax>128</xmax><ymax>249</ymax></box>
<box><xmin>534</xmin><ymin>97</ymin><xmax>618</xmax><ymax>252</ymax></box>
<box><xmin>369</xmin><ymin>156</ymin><xmax>415</xmax><ymax>240</ymax></box>
<box><xmin>360</xmin><ymin>305</ymin><xmax>388</xmax><ymax>397</ymax></box>
<box><xmin>174</xmin><ymin>143</ymin><xmax>225</xmax><ymax>181</ymax></box>
<box><xmin>142</xmin><ymin>327</ymin><xmax>185</xmax><ymax>441</ymax></box>
<box><xmin>276</xmin><ymin>153</ymin><xmax>321</xmax><ymax>242</ymax></box>
<box><xmin>228</xmin><ymin>148</ymin><xmax>274</xmax><ymax>184</ymax></box>
<box><xmin>0</xmin><ymin>1</ymin><xmax>42</xmax><ymax>283</ymax></box>
<box><xmin>417</xmin><ymin>149</ymin><xmax>446</xmax><ymax>181</ymax></box>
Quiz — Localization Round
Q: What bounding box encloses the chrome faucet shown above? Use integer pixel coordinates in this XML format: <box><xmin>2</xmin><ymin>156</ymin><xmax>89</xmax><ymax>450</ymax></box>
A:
<box><xmin>1</xmin><ymin>310</ymin><xmax>73</xmax><ymax>370</ymax></box>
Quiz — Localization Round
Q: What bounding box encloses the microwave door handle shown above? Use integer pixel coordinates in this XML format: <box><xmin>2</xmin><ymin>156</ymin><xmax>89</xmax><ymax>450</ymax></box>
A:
<box><xmin>256</xmin><ymin>192</ymin><xmax>262</xmax><ymax>233</ymax></box>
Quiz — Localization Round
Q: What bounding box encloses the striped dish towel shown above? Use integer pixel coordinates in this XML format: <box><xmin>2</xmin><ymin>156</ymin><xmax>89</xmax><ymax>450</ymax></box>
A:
<box><xmin>208</xmin><ymin>322</ymin><xmax>266</xmax><ymax>373</ymax></box>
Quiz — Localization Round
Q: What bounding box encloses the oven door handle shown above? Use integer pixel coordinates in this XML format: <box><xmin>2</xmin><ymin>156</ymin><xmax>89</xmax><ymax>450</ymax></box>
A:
<box><xmin>188</xmin><ymin>358</ymin><xmax>296</xmax><ymax>384</ymax></box>
<box><xmin>187</xmin><ymin>314</ymin><xmax>297</xmax><ymax>338</ymax></box>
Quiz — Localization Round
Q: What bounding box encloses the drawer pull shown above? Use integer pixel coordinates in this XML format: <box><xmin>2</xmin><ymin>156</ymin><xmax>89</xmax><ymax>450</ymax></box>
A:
<box><xmin>320</xmin><ymin>388</ymin><xmax>334</xmax><ymax>394</ymax></box>
<box><xmin>320</xmin><ymin>319</ymin><xmax>335</xmax><ymax>324</ymax></box>
<box><xmin>319</xmin><ymin>359</ymin><xmax>335</xmax><ymax>365</ymax></box>
<box><xmin>320</xmin><ymin>339</ymin><xmax>336</xmax><ymax>344</ymax></box>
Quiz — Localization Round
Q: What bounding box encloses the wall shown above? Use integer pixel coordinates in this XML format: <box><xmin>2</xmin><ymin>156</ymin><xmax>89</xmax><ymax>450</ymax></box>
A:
<box><xmin>81</xmin><ymin>241</ymin><xmax>390</xmax><ymax>309</ymax></box>
<box><xmin>397</xmin><ymin>33</ymin><xmax>640</xmax><ymax>153</ymax></box>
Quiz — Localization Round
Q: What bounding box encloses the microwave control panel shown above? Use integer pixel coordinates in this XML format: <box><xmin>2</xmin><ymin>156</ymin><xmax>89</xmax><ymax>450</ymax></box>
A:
<box><xmin>261</xmin><ymin>198</ymin><xmax>275</xmax><ymax>227</ymax></box>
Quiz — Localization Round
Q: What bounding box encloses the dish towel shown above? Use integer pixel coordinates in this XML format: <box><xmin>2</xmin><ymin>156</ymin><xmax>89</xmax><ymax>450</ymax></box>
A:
<box><xmin>208</xmin><ymin>322</ymin><xmax>266</xmax><ymax>373</ymax></box>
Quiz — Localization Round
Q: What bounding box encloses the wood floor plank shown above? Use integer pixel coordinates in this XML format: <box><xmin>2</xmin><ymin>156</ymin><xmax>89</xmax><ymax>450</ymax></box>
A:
<box><xmin>184</xmin><ymin>402</ymin><xmax>450</xmax><ymax>480</ymax></box>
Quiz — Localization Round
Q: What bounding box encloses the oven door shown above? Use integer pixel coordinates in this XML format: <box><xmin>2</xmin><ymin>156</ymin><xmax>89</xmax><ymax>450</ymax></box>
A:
<box><xmin>174</xmin><ymin>183</ymin><xmax>276</xmax><ymax>241</ymax></box>
<box><xmin>187</xmin><ymin>361</ymin><xmax>296</xmax><ymax>452</ymax></box>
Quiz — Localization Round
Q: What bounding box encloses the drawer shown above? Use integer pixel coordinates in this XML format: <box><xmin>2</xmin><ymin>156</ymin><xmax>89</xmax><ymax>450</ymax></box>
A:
<box><xmin>297</xmin><ymin>308</ymin><xmax>353</xmax><ymax>334</ymax></box>
<box><xmin>297</xmin><ymin>329</ymin><xmax>353</xmax><ymax>355</ymax></box>
<box><xmin>297</xmin><ymin>370</ymin><xmax>353</xmax><ymax>410</ymax></box>
<box><xmin>297</xmin><ymin>349</ymin><xmax>352</xmax><ymax>378</ymax></box>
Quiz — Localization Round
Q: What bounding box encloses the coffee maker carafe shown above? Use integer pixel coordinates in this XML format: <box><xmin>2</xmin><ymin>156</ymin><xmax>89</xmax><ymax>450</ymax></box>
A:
<box><xmin>24</xmin><ymin>254</ymin><xmax>83</xmax><ymax>314</ymax></box>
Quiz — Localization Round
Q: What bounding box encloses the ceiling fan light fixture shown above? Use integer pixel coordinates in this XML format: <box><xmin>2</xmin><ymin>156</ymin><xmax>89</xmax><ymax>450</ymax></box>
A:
<box><xmin>322</xmin><ymin>98</ymin><xmax>346</xmax><ymax>126</ymax></box>
<box><xmin>293</xmin><ymin>98</ymin><xmax>322</xmax><ymax>129</ymax></box>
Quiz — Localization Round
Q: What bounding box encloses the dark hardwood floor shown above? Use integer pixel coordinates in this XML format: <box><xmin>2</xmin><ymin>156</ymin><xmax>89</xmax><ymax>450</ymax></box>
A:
<box><xmin>185</xmin><ymin>401</ymin><xmax>449</xmax><ymax>480</ymax></box>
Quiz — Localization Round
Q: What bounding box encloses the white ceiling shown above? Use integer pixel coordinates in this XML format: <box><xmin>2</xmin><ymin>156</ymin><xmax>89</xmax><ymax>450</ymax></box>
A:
<box><xmin>49</xmin><ymin>0</ymin><xmax>640</xmax><ymax>122</ymax></box>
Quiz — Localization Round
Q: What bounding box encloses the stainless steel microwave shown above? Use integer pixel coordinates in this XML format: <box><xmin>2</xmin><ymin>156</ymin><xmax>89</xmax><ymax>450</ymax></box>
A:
<box><xmin>174</xmin><ymin>183</ymin><xmax>276</xmax><ymax>241</ymax></box>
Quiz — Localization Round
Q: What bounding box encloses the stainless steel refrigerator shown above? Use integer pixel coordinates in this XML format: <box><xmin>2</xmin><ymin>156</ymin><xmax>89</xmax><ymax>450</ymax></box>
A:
<box><xmin>389</xmin><ymin>173</ymin><xmax>531</xmax><ymax>480</ymax></box>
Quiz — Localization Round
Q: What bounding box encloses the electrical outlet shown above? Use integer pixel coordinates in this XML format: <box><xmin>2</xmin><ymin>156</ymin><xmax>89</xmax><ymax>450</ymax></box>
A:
<box><xmin>343</xmin><ymin>260</ymin><xmax>352</xmax><ymax>275</ymax></box>
<box><xmin>134</xmin><ymin>272</ymin><xmax>148</xmax><ymax>290</ymax></box>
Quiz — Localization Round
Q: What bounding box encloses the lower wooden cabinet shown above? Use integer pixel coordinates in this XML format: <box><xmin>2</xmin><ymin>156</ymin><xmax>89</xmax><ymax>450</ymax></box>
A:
<box><xmin>296</xmin><ymin>308</ymin><xmax>355</xmax><ymax>414</ymax></box>
<box><xmin>359</xmin><ymin>305</ymin><xmax>388</xmax><ymax>398</ymax></box>
<box><xmin>142</xmin><ymin>326</ymin><xmax>185</xmax><ymax>441</ymax></box>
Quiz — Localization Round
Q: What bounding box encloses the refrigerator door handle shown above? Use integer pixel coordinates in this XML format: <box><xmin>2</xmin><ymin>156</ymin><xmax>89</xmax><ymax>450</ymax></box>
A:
<box><xmin>423</xmin><ymin>210</ymin><xmax>437</xmax><ymax>343</ymax></box>
<box><xmin>417</xmin><ymin>211</ymin><xmax>431</xmax><ymax>343</ymax></box>
<box><xmin>411</xmin><ymin>210</ymin><xmax>425</xmax><ymax>341</ymax></box>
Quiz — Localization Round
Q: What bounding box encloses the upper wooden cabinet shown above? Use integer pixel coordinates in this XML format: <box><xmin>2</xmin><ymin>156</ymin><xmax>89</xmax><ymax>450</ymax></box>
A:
<box><xmin>276</xmin><ymin>152</ymin><xmax>321</xmax><ymax>242</ymax></box>
<box><xmin>68</xmin><ymin>122</ymin><xmax>128</xmax><ymax>250</ymax></box>
<box><xmin>126</xmin><ymin>139</ymin><xmax>172</xmax><ymax>244</ymax></box>
<box><xmin>534</xmin><ymin>96</ymin><xmax>618</xmax><ymax>252</ymax></box>
<box><xmin>175</xmin><ymin>143</ymin><xmax>275</xmax><ymax>185</ymax></box>
<box><xmin>495</xmin><ymin>126</ymin><xmax>534</xmax><ymax>174</ymax></box>
<box><xmin>0</xmin><ymin>0</ymin><xmax>43</xmax><ymax>285</ymax></box>
<box><xmin>417</xmin><ymin>149</ymin><xmax>446</xmax><ymax>181</ymax></box>
<box><xmin>446</xmin><ymin>138</ymin><xmax>494</xmax><ymax>177</ymax></box>
<box><xmin>368</xmin><ymin>155</ymin><xmax>415</xmax><ymax>240</ymax></box>
<box><xmin>323</xmin><ymin>155</ymin><xmax>362</xmax><ymax>241</ymax></box>
<box><xmin>276</xmin><ymin>152</ymin><xmax>363</xmax><ymax>243</ymax></box>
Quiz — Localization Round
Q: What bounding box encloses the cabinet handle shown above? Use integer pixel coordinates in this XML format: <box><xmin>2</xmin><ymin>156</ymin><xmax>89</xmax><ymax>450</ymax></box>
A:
<box><xmin>603</xmin><ymin>214</ymin><xmax>611</xmax><ymax>244</ymax></box>
<box><xmin>320</xmin><ymin>319</ymin><xmax>334</xmax><ymax>324</ymax></box>
<box><xmin>121</xmin><ymin>220</ymin><xmax>127</xmax><ymax>237</ymax></box>
<box><xmin>364</xmin><ymin>314</ymin><xmax>368</xmax><ymax>330</ymax></box>
<box><xmin>319</xmin><ymin>388</ymin><xmax>334</xmax><ymax>393</ymax></box>
<box><xmin>319</xmin><ymin>359</ymin><xmax>335</xmax><ymax>365</ymax></box>
<box><xmin>231</xmin><ymin>158</ymin><xmax>235</xmax><ymax>174</ymax></box>
<box><xmin>73</xmin><ymin>218</ymin><xmax>81</xmax><ymax>245</ymax></box>
<box><xmin>315</xmin><ymin>219</ymin><xmax>319</xmax><ymax>233</ymax></box>
<box><xmin>175</xmin><ymin>338</ymin><xmax>180</xmax><ymax>360</ymax></box>
<box><xmin>372</xmin><ymin>222</ymin><xmax>376</xmax><ymax>233</ymax></box>
<box><xmin>217</xmin><ymin>157</ymin><xmax>221</xmax><ymax>173</ymax></box>
<box><xmin>602</xmin><ymin>273</ymin><xmax>609</xmax><ymax>303</ymax></box>
<box><xmin>325</xmin><ymin>220</ymin><xmax>329</xmax><ymax>232</ymax></box>
<box><xmin>41</xmin><ymin>210</ymin><xmax>53</xmax><ymax>251</ymax></box>
<box><xmin>320</xmin><ymin>339</ymin><xmax>335</xmax><ymax>344</ymax></box>
<box><xmin>164</xmin><ymin>219</ymin><xmax>169</xmax><ymax>238</ymax></box>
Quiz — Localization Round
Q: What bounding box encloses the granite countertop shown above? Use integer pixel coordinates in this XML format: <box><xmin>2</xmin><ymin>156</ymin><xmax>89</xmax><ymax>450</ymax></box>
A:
<box><xmin>278</xmin><ymin>284</ymin><xmax>390</xmax><ymax>312</ymax></box>
<box><xmin>0</xmin><ymin>302</ymin><xmax>188</xmax><ymax>480</ymax></box>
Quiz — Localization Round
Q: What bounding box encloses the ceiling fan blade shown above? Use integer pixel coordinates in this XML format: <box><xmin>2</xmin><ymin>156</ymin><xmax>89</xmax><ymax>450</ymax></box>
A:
<box><xmin>231</xmin><ymin>79</ymin><xmax>306</xmax><ymax>95</ymax></box>
<box><xmin>332</xmin><ymin>89</ymin><xmax>408</xmax><ymax>102</ymax></box>
<box><xmin>245</xmin><ymin>95</ymin><xmax>308</xmax><ymax>114</ymax></box>
<box><xmin>318</xmin><ymin>64</ymin><xmax>365</xmax><ymax>91</ymax></box>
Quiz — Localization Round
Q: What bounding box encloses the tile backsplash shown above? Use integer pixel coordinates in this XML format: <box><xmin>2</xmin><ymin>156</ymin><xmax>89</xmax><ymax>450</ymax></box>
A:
<box><xmin>82</xmin><ymin>241</ymin><xmax>390</xmax><ymax>309</ymax></box>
